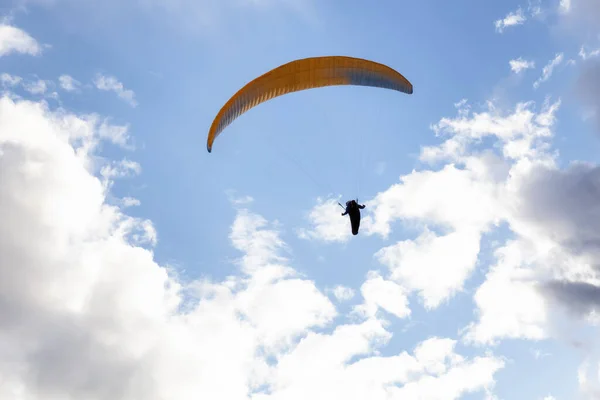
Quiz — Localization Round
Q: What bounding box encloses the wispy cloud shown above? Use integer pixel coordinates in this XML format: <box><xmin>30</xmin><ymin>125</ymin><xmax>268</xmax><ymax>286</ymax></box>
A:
<box><xmin>59</xmin><ymin>74</ymin><xmax>82</xmax><ymax>92</ymax></box>
<box><xmin>510</xmin><ymin>57</ymin><xmax>535</xmax><ymax>73</ymax></box>
<box><xmin>121</xmin><ymin>197</ymin><xmax>141</xmax><ymax>207</ymax></box>
<box><xmin>559</xmin><ymin>0</ymin><xmax>571</xmax><ymax>13</ymax></box>
<box><xmin>98</xmin><ymin>120</ymin><xmax>131</xmax><ymax>148</ymax></box>
<box><xmin>495</xmin><ymin>7</ymin><xmax>527</xmax><ymax>33</ymax></box>
<box><xmin>329</xmin><ymin>285</ymin><xmax>355</xmax><ymax>302</ymax></box>
<box><xmin>100</xmin><ymin>159</ymin><xmax>142</xmax><ymax>181</ymax></box>
<box><xmin>528</xmin><ymin>0</ymin><xmax>543</xmax><ymax>17</ymax></box>
<box><xmin>93</xmin><ymin>73</ymin><xmax>137</xmax><ymax>107</ymax></box>
<box><xmin>0</xmin><ymin>24</ymin><xmax>41</xmax><ymax>57</ymax></box>
<box><xmin>23</xmin><ymin>79</ymin><xmax>48</xmax><ymax>95</ymax></box>
<box><xmin>0</xmin><ymin>73</ymin><xmax>22</xmax><ymax>87</ymax></box>
<box><xmin>579</xmin><ymin>45</ymin><xmax>600</xmax><ymax>60</ymax></box>
<box><xmin>533</xmin><ymin>53</ymin><xmax>564</xmax><ymax>89</ymax></box>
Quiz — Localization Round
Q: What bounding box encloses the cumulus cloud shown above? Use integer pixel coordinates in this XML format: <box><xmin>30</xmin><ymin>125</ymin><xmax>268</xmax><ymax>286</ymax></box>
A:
<box><xmin>415</xmin><ymin>101</ymin><xmax>558</xmax><ymax>344</ymax></box>
<box><xmin>464</xmin><ymin>158</ymin><xmax>600</xmax><ymax>340</ymax></box>
<box><xmin>495</xmin><ymin>8</ymin><xmax>527</xmax><ymax>33</ymax></box>
<box><xmin>255</xmin><ymin>334</ymin><xmax>504</xmax><ymax>400</ymax></box>
<box><xmin>0</xmin><ymin>94</ymin><xmax>173</xmax><ymax>398</ymax></box>
<box><xmin>463</xmin><ymin>240</ymin><xmax>550</xmax><ymax>345</ymax></box>
<box><xmin>510</xmin><ymin>57</ymin><xmax>535</xmax><ymax>73</ymax></box>
<box><xmin>342</xmin><ymin>93</ymin><xmax>600</xmax><ymax>347</ymax></box>
<box><xmin>298</xmin><ymin>197</ymin><xmax>351</xmax><ymax>243</ymax></box>
<box><xmin>364</xmin><ymin>162</ymin><xmax>503</xmax><ymax>239</ymax></box>
<box><xmin>301</xmin><ymin>98</ymin><xmax>567</xmax><ymax>321</ymax></box>
<box><xmin>534</xmin><ymin>53</ymin><xmax>564</xmax><ymax>89</ymax></box>
<box><xmin>93</xmin><ymin>73</ymin><xmax>137</xmax><ymax>107</ymax></box>
<box><xmin>411</xmin><ymin>96</ymin><xmax>600</xmax><ymax>345</ymax></box>
<box><xmin>0</xmin><ymin>24</ymin><xmax>42</xmax><ymax>57</ymax></box>
<box><xmin>353</xmin><ymin>271</ymin><xmax>410</xmax><ymax>319</ymax></box>
<box><xmin>540</xmin><ymin>280</ymin><xmax>600</xmax><ymax>318</ymax></box>
<box><xmin>0</xmin><ymin>88</ymin><xmax>508</xmax><ymax>399</ymax></box>
<box><xmin>375</xmin><ymin>228</ymin><xmax>482</xmax><ymax>309</ymax></box>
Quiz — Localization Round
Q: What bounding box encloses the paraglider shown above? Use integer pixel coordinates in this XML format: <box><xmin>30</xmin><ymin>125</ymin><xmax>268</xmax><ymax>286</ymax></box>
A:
<box><xmin>206</xmin><ymin>55</ymin><xmax>413</xmax><ymax>152</ymax></box>
<box><xmin>341</xmin><ymin>200</ymin><xmax>366</xmax><ymax>235</ymax></box>
<box><xmin>206</xmin><ymin>55</ymin><xmax>413</xmax><ymax>236</ymax></box>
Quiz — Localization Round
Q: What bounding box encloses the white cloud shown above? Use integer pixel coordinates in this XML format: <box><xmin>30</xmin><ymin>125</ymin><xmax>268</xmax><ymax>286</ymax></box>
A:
<box><xmin>98</xmin><ymin>121</ymin><xmax>131</xmax><ymax>148</ymax></box>
<box><xmin>510</xmin><ymin>57</ymin><xmax>535</xmax><ymax>73</ymax></box>
<box><xmin>577</xmin><ymin>358</ymin><xmax>600</xmax><ymax>399</ymax></box>
<box><xmin>0</xmin><ymin>94</ymin><xmax>178</xmax><ymax>398</ymax></box>
<box><xmin>256</xmin><ymin>334</ymin><xmax>504</xmax><ymax>400</ymax></box>
<box><xmin>100</xmin><ymin>159</ymin><xmax>141</xmax><ymax>181</ymax></box>
<box><xmin>528</xmin><ymin>0</ymin><xmax>543</xmax><ymax>17</ymax></box>
<box><xmin>418</xmin><ymin>96</ymin><xmax>600</xmax><ymax>347</ymax></box>
<box><xmin>0</xmin><ymin>83</ymin><xmax>514</xmax><ymax>399</ymax></box>
<box><xmin>0</xmin><ymin>73</ymin><xmax>22</xmax><ymax>87</ymax></box>
<box><xmin>463</xmin><ymin>240</ymin><xmax>550</xmax><ymax>345</ymax></box>
<box><xmin>301</xmin><ymin>97</ymin><xmax>569</xmax><ymax>345</ymax></box>
<box><xmin>330</xmin><ymin>285</ymin><xmax>355</xmax><ymax>302</ymax></box>
<box><xmin>454</xmin><ymin>98</ymin><xmax>468</xmax><ymax>109</ymax></box>
<box><xmin>0</xmin><ymin>75</ymin><xmax>56</xmax><ymax>100</ymax></box>
<box><xmin>579</xmin><ymin>45</ymin><xmax>600</xmax><ymax>60</ymax></box>
<box><xmin>531</xmin><ymin>348</ymin><xmax>551</xmax><ymax>359</ymax></box>
<box><xmin>59</xmin><ymin>74</ymin><xmax>82</xmax><ymax>92</ymax></box>
<box><xmin>0</xmin><ymin>24</ymin><xmax>42</xmax><ymax>57</ymax></box>
<box><xmin>364</xmin><ymin>162</ymin><xmax>504</xmax><ymax>239</ymax></box>
<box><xmin>0</xmin><ymin>89</ymin><xmax>503</xmax><ymax>400</ymax></box>
<box><xmin>93</xmin><ymin>73</ymin><xmax>137</xmax><ymax>107</ymax></box>
<box><xmin>353</xmin><ymin>271</ymin><xmax>410</xmax><ymax>319</ymax></box>
<box><xmin>495</xmin><ymin>8</ymin><xmax>527</xmax><ymax>33</ymax></box>
<box><xmin>298</xmin><ymin>197</ymin><xmax>352</xmax><ymax>243</ymax></box>
<box><xmin>534</xmin><ymin>53</ymin><xmax>564</xmax><ymax>89</ymax></box>
<box><xmin>556</xmin><ymin>0</ymin><xmax>600</xmax><ymax>33</ymax></box>
<box><xmin>421</xmin><ymin>98</ymin><xmax>558</xmax><ymax>163</ymax></box>
<box><xmin>233</xmin><ymin>195</ymin><xmax>254</xmax><ymax>205</ymax></box>
<box><xmin>23</xmin><ymin>79</ymin><xmax>48</xmax><ymax>95</ymax></box>
<box><xmin>559</xmin><ymin>0</ymin><xmax>571</xmax><ymax>13</ymax></box>
<box><xmin>121</xmin><ymin>197</ymin><xmax>141</xmax><ymax>207</ymax></box>
<box><xmin>229</xmin><ymin>208</ymin><xmax>291</xmax><ymax>276</ymax></box>
<box><xmin>375</xmin><ymin>228</ymin><xmax>482</xmax><ymax>309</ymax></box>
<box><xmin>374</xmin><ymin>96</ymin><xmax>591</xmax><ymax>346</ymax></box>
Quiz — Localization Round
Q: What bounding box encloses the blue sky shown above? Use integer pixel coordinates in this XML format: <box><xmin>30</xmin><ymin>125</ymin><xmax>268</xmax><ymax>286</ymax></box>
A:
<box><xmin>1</xmin><ymin>0</ymin><xmax>600</xmax><ymax>399</ymax></box>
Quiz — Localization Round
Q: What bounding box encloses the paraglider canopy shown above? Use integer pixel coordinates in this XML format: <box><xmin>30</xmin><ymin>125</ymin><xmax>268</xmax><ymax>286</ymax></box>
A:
<box><xmin>206</xmin><ymin>55</ymin><xmax>413</xmax><ymax>153</ymax></box>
